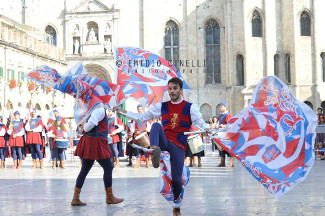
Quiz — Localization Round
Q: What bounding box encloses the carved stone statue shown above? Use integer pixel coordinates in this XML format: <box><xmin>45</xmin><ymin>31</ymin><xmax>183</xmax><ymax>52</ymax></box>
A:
<box><xmin>74</xmin><ymin>24</ymin><xmax>79</xmax><ymax>34</ymax></box>
<box><xmin>104</xmin><ymin>38</ymin><xmax>112</xmax><ymax>53</ymax></box>
<box><xmin>88</xmin><ymin>28</ymin><xmax>97</xmax><ymax>42</ymax></box>
<box><xmin>74</xmin><ymin>39</ymin><xmax>80</xmax><ymax>54</ymax></box>
<box><xmin>105</xmin><ymin>22</ymin><xmax>112</xmax><ymax>34</ymax></box>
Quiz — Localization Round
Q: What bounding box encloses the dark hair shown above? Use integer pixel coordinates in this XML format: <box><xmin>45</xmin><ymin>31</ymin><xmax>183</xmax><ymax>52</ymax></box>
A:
<box><xmin>317</xmin><ymin>107</ymin><xmax>323</xmax><ymax>111</ymax></box>
<box><xmin>168</xmin><ymin>77</ymin><xmax>183</xmax><ymax>89</ymax></box>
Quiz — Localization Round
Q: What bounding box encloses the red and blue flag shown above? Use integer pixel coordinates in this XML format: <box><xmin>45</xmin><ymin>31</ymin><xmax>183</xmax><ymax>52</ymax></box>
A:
<box><xmin>213</xmin><ymin>76</ymin><xmax>317</xmax><ymax>198</ymax></box>
<box><xmin>115</xmin><ymin>47</ymin><xmax>191</xmax><ymax>107</ymax></box>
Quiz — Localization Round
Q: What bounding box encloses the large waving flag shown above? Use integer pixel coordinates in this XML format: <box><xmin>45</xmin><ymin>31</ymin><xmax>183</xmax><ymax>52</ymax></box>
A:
<box><xmin>26</xmin><ymin>63</ymin><xmax>125</xmax><ymax>125</ymax></box>
<box><xmin>213</xmin><ymin>76</ymin><xmax>317</xmax><ymax>198</ymax></box>
<box><xmin>115</xmin><ymin>47</ymin><xmax>191</xmax><ymax>106</ymax></box>
<box><xmin>159</xmin><ymin>151</ymin><xmax>190</xmax><ymax>207</ymax></box>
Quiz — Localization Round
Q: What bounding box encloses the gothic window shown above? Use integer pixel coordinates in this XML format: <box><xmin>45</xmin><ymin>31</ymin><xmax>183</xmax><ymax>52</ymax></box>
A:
<box><xmin>236</xmin><ymin>54</ymin><xmax>244</xmax><ymax>86</ymax></box>
<box><xmin>252</xmin><ymin>10</ymin><xmax>263</xmax><ymax>37</ymax></box>
<box><xmin>205</xmin><ymin>19</ymin><xmax>221</xmax><ymax>84</ymax></box>
<box><xmin>164</xmin><ymin>21</ymin><xmax>179</xmax><ymax>65</ymax></box>
<box><xmin>300</xmin><ymin>11</ymin><xmax>311</xmax><ymax>36</ymax></box>
<box><xmin>274</xmin><ymin>54</ymin><xmax>280</xmax><ymax>77</ymax></box>
<box><xmin>321</xmin><ymin>52</ymin><xmax>325</xmax><ymax>82</ymax></box>
<box><xmin>45</xmin><ymin>25</ymin><xmax>57</xmax><ymax>46</ymax></box>
<box><xmin>285</xmin><ymin>54</ymin><xmax>291</xmax><ymax>84</ymax></box>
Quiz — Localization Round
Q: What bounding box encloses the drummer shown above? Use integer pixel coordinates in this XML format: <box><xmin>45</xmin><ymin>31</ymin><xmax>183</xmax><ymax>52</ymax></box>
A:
<box><xmin>25</xmin><ymin>109</ymin><xmax>44</xmax><ymax>169</ymax></box>
<box><xmin>132</xmin><ymin>104</ymin><xmax>150</xmax><ymax>168</ymax></box>
<box><xmin>7</xmin><ymin>111</ymin><xmax>25</xmax><ymax>169</ymax></box>
<box><xmin>47</xmin><ymin>116</ymin><xmax>67</xmax><ymax>169</ymax></box>
<box><xmin>0</xmin><ymin>116</ymin><xmax>8</xmax><ymax>168</ymax></box>
<box><xmin>216</xmin><ymin>102</ymin><xmax>233</xmax><ymax>167</ymax></box>
<box><xmin>107</xmin><ymin>108</ymin><xmax>124</xmax><ymax>168</ymax></box>
<box><xmin>115</xmin><ymin>77</ymin><xmax>209</xmax><ymax>216</ymax></box>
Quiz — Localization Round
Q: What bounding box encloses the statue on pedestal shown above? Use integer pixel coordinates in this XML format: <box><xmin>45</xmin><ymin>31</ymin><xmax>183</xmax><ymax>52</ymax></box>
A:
<box><xmin>104</xmin><ymin>38</ymin><xmax>112</xmax><ymax>53</ymax></box>
<box><xmin>74</xmin><ymin>39</ymin><xmax>80</xmax><ymax>54</ymax></box>
<box><xmin>87</xmin><ymin>28</ymin><xmax>97</xmax><ymax>42</ymax></box>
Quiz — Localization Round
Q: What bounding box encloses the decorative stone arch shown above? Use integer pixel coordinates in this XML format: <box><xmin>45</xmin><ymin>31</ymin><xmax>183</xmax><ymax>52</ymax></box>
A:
<box><xmin>18</xmin><ymin>102</ymin><xmax>22</xmax><ymax>107</ymax></box>
<box><xmin>200</xmin><ymin>103</ymin><xmax>212</xmax><ymax>121</ymax></box>
<box><xmin>250</xmin><ymin>9</ymin><xmax>264</xmax><ymax>37</ymax></box>
<box><xmin>45</xmin><ymin>104</ymin><xmax>50</xmax><ymax>110</ymax></box>
<box><xmin>84</xmin><ymin>64</ymin><xmax>112</xmax><ymax>82</ymax></box>
<box><xmin>304</xmin><ymin>101</ymin><xmax>313</xmax><ymax>110</ymax></box>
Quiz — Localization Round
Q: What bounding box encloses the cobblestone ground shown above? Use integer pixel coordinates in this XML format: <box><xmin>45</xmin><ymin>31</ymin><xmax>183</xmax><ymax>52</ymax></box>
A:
<box><xmin>0</xmin><ymin>149</ymin><xmax>324</xmax><ymax>216</ymax></box>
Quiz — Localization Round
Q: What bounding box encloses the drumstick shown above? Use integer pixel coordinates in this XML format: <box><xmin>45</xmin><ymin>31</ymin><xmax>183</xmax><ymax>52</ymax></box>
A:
<box><xmin>184</xmin><ymin>130</ymin><xmax>206</xmax><ymax>135</ymax></box>
<box><xmin>131</xmin><ymin>144</ymin><xmax>153</xmax><ymax>153</ymax></box>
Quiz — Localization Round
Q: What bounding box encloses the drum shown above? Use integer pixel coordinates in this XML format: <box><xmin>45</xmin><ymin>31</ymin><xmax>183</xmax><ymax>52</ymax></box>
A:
<box><xmin>73</xmin><ymin>138</ymin><xmax>80</xmax><ymax>147</ymax></box>
<box><xmin>135</xmin><ymin>131</ymin><xmax>150</xmax><ymax>148</ymax></box>
<box><xmin>55</xmin><ymin>139</ymin><xmax>70</xmax><ymax>148</ymax></box>
<box><xmin>187</xmin><ymin>134</ymin><xmax>204</xmax><ymax>154</ymax></box>
<box><xmin>212</xmin><ymin>131</ymin><xmax>224</xmax><ymax>151</ymax></box>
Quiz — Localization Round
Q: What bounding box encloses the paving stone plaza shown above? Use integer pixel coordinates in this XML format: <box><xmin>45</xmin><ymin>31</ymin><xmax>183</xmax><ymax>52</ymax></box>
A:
<box><xmin>0</xmin><ymin>150</ymin><xmax>324</xmax><ymax>216</ymax></box>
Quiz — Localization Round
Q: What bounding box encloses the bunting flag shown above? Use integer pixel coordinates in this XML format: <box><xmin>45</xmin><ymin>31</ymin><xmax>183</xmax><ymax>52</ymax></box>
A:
<box><xmin>159</xmin><ymin>151</ymin><xmax>190</xmax><ymax>207</ymax></box>
<box><xmin>115</xmin><ymin>47</ymin><xmax>191</xmax><ymax>107</ymax></box>
<box><xmin>213</xmin><ymin>76</ymin><xmax>317</xmax><ymax>198</ymax></box>
<box><xmin>26</xmin><ymin>63</ymin><xmax>125</xmax><ymax>125</ymax></box>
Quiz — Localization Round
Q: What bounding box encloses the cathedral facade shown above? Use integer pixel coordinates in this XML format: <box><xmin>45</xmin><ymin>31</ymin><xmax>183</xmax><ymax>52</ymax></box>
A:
<box><xmin>1</xmin><ymin>0</ymin><xmax>325</xmax><ymax>120</ymax></box>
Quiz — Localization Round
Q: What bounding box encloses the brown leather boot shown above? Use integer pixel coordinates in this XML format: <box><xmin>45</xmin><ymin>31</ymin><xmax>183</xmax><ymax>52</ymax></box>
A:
<box><xmin>115</xmin><ymin>158</ymin><xmax>119</xmax><ymax>168</ymax></box>
<box><xmin>17</xmin><ymin>160</ymin><xmax>22</xmax><ymax>169</ymax></box>
<box><xmin>60</xmin><ymin>160</ymin><xmax>65</xmax><ymax>169</ymax></box>
<box><xmin>39</xmin><ymin>160</ymin><xmax>44</xmax><ymax>169</ymax></box>
<box><xmin>31</xmin><ymin>159</ymin><xmax>37</xmax><ymax>168</ymax></box>
<box><xmin>198</xmin><ymin>158</ymin><xmax>202</xmax><ymax>167</ymax></box>
<box><xmin>13</xmin><ymin>160</ymin><xmax>17</xmax><ymax>169</ymax></box>
<box><xmin>105</xmin><ymin>187</ymin><xmax>124</xmax><ymax>204</ymax></box>
<box><xmin>1</xmin><ymin>161</ymin><xmax>4</xmax><ymax>168</ymax></box>
<box><xmin>145</xmin><ymin>158</ymin><xmax>150</xmax><ymax>168</ymax></box>
<box><xmin>71</xmin><ymin>187</ymin><xmax>86</xmax><ymax>206</ymax></box>
<box><xmin>217</xmin><ymin>157</ymin><xmax>225</xmax><ymax>167</ymax></box>
<box><xmin>173</xmin><ymin>207</ymin><xmax>181</xmax><ymax>216</ymax></box>
<box><xmin>227</xmin><ymin>157</ymin><xmax>234</xmax><ymax>167</ymax></box>
<box><xmin>134</xmin><ymin>158</ymin><xmax>140</xmax><ymax>168</ymax></box>
<box><xmin>127</xmin><ymin>158</ymin><xmax>132</xmax><ymax>167</ymax></box>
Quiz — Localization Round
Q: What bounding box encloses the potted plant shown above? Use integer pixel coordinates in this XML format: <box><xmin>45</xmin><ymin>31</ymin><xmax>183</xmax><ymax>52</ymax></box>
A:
<box><xmin>28</xmin><ymin>81</ymin><xmax>35</xmax><ymax>91</ymax></box>
<box><xmin>9</xmin><ymin>78</ymin><xmax>17</xmax><ymax>88</ymax></box>
<box><xmin>46</xmin><ymin>86</ymin><xmax>52</xmax><ymax>94</ymax></box>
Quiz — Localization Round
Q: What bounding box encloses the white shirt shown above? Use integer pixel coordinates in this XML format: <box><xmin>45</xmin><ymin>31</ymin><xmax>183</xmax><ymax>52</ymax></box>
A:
<box><xmin>25</xmin><ymin>118</ymin><xmax>43</xmax><ymax>133</ymax></box>
<box><xmin>0</xmin><ymin>127</ymin><xmax>6</xmax><ymax>136</ymax></box>
<box><xmin>83</xmin><ymin>108</ymin><xmax>105</xmax><ymax>132</ymax></box>
<box><xmin>126</xmin><ymin>99</ymin><xmax>209</xmax><ymax>130</ymax></box>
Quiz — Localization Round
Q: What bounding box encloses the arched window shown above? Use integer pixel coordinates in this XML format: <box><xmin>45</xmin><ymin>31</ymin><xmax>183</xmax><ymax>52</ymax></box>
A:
<box><xmin>236</xmin><ymin>54</ymin><xmax>244</xmax><ymax>86</ymax></box>
<box><xmin>45</xmin><ymin>25</ymin><xmax>57</xmax><ymax>46</ymax></box>
<box><xmin>205</xmin><ymin>19</ymin><xmax>221</xmax><ymax>84</ymax></box>
<box><xmin>321</xmin><ymin>52</ymin><xmax>325</xmax><ymax>82</ymax></box>
<box><xmin>164</xmin><ymin>20</ymin><xmax>179</xmax><ymax>65</ymax></box>
<box><xmin>35</xmin><ymin>103</ymin><xmax>41</xmax><ymax>111</ymax></box>
<box><xmin>45</xmin><ymin>104</ymin><xmax>50</xmax><ymax>110</ymax></box>
<box><xmin>285</xmin><ymin>54</ymin><xmax>291</xmax><ymax>84</ymax></box>
<box><xmin>200</xmin><ymin>103</ymin><xmax>212</xmax><ymax>121</ymax></box>
<box><xmin>252</xmin><ymin>10</ymin><xmax>263</xmax><ymax>37</ymax></box>
<box><xmin>300</xmin><ymin>11</ymin><xmax>311</xmax><ymax>36</ymax></box>
<box><xmin>274</xmin><ymin>54</ymin><xmax>280</xmax><ymax>77</ymax></box>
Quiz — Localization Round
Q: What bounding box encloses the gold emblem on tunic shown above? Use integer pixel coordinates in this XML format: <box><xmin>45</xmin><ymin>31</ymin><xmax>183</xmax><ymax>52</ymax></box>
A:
<box><xmin>170</xmin><ymin>113</ymin><xmax>179</xmax><ymax>129</ymax></box>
